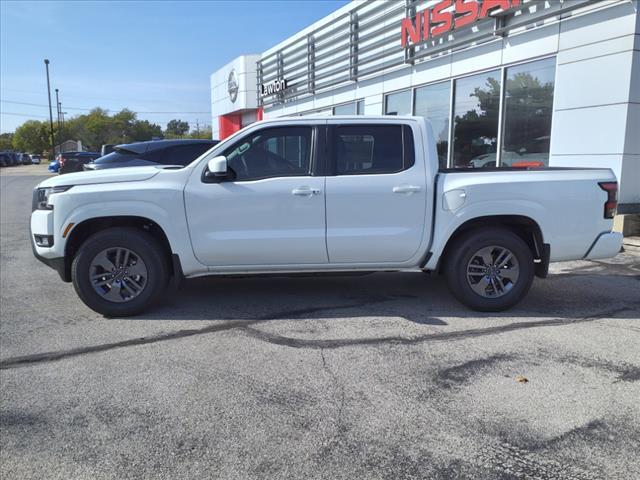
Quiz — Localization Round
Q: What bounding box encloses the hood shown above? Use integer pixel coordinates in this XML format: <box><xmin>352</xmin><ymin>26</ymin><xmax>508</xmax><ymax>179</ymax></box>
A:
<box><xmin>38</xmin><ymin>166</ymin><xmax>163</xmax><ymax>188</ymax></box>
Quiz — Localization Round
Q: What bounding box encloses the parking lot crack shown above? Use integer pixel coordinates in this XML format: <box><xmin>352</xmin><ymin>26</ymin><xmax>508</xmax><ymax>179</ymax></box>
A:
<box><xmin>0</xmin><ymin>301</ymin><xmax>384</xmax><ymax>370</ymax></box>
<box><xmin>2</xmin><ymin>304</ymin><xmax>637</xmax><ymax>370</ymax></box>
<box><xmin>0</xmin><ymin>319</ymin><xmax>262</xmax><ymax>370</ymax></box>
<box><xmin>239</xmin><ymin>304</ymin><xmax>640</xmax><ymax>351</ymax></box>
<box><xmin>318</xmin><ymin>347</ymin><xmax>348</xmax><ymax>455</ymax></box>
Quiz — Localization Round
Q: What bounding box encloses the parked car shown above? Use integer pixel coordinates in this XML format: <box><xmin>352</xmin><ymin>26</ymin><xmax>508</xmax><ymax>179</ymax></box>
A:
<box><xmin>470</xmin><ymin>137</ymin><xmax>551</xmax><ymax>168</ymax></box>
<box><xmin>0</xmin><ymin>152</ymin><xmax>10</xmax><ymax>167</ymax></box>
<box><xmin>84</xmin><ymin>139</ymin><xmax>219</xmax><ymax>171</ymax></box>
<box><xmin>48</xmin><ymin>159</ymin><xmax>60</xmax><ymax>173</ymax></box>
<box><xmin>101</xmin><ymin>144</ymin><xmax>116</xmax><ymax>156</ymax></box>
<box><xmin>20</xmin><ymin>153</ymin><xmax>32</xmax><ymax>165</ymax></box>
<box><xmin>30</xmin><ymin>116</ymin><xmax>622</xmax><ymax>317</ymax></box>
<box><xmin>58</xmin><ymin>151</ymin><xmax>101</xmax><ymax>174</ymax></box>
<box><xmin>31</xmin><ymin>155</ymin><xmax>42</xmax><ymax>165</ymax></box>
<box><xmin>8</xmin><ymin>152</ymin><xmax>20</xmax><ymax>166</ymax></box>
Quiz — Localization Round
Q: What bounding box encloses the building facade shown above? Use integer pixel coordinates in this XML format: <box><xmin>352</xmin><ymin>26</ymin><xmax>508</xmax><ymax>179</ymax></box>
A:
<box><xmin>211</xmin><ymin>0</ymin><xmax>640</xmax><ymax>223</ymax></box>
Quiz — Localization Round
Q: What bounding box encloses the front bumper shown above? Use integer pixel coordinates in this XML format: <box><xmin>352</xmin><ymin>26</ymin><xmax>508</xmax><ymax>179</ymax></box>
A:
<box><xmin>585</xmin><ymin>232</ymin><xmax>623</xmax><ymax>260</ymax></box>
<box><xmin>30</xmin><ymin>209</ymin><xmax>70</xmax><ymax>282</ymax></box>
<box><xmin>31</xmin><ymin>236</ymin><xmax>68</xmax><ymax>281</ymax></box>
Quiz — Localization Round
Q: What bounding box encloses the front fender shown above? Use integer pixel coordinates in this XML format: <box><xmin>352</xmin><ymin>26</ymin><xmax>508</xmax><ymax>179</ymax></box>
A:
<box><xmin>54</xmin><ymin>196</ymin><xmax>206</xmax><ymax>277</ymax></box>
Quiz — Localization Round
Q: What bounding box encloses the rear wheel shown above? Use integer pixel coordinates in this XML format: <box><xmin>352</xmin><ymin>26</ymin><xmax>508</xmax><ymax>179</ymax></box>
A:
<box><xmin>72</xmin><ymin>227</ymin><xmax>169</xmax><ymax>317</ymax></box>
<box><xmin>444</xmin><ymin>228</ymin><xmax>534</xmax><ymax>312</ymax></box>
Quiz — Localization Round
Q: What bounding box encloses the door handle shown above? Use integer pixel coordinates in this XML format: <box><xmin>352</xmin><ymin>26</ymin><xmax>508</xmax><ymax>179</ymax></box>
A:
<box><xmin>292</xmin><ymin>187</ymin><xmax>321</xmax><ymax>196</ymax></box>
<box><xmin>393</xmin><ymin>185</ymin><xmax>422</xmax><ymax>194</ymax></box>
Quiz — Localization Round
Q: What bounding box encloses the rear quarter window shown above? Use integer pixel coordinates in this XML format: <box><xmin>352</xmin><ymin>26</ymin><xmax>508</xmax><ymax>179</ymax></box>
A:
<box><xmin>157</xmin><ymin>144</ymin><xmax>214</xmax><ymax>166</ymax></box>
<box><xmin>94</xmin><ymin>152</ymin><xmax>137</xmax><ymax>164</ymax></box>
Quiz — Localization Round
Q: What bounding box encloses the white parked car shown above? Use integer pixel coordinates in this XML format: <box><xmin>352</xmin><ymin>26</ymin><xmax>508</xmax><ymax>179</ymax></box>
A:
<box><xmin>31</xmin><ymin>117</ymin><xmax>622</xmax><ymax>317</ymax></box>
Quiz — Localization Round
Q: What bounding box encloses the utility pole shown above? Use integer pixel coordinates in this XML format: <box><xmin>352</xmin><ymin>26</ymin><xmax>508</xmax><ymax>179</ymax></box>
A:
<box><xmin>55</xmin><ymin>89</ymin><xmax>62</xmax><ymax>148</ymax></box>
<box><xmin>196</xmin><ymin>119</ymin><xmax>200</xmax><ymax>137</ymax></box>
<box><xmin>44</xmin><ymin>59</ymin><xmax>55</xmax><ymax>158</ymax></box>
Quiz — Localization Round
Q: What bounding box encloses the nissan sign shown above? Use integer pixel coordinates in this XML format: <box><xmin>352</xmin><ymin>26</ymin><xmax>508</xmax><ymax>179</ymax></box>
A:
<box><xmin>228</xmin><ymin>69</ymin><xmax>239</xmax><ymax>103</ymax></box>
<box><xmin>401</xmin><ymin>0</ymin><xmax>522</xmax><ymax>48</ymax></box>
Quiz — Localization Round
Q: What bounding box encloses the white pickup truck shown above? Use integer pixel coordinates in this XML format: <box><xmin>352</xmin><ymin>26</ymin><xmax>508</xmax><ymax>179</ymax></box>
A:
<box><xmin>31</xmin><ymin>117</ymin><xmax>622</xmax><ymax>317</ymax></box>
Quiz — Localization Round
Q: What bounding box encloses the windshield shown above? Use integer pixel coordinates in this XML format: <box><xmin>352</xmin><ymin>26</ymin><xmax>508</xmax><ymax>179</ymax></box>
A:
<box><xmin>93</xmin><ymin>151</ymin><xmax>138</xmax><ymax>164</ymax></box>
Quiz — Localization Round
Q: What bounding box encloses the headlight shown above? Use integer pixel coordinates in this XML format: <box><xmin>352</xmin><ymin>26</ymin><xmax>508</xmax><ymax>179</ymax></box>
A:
<box><xmin>32</xmin><ymin>186</ymin><xmax>73</xmax><ymax>211</ymax></box>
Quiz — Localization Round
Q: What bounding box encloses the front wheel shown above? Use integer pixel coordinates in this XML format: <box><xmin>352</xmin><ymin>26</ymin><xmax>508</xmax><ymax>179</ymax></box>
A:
<box><xmin>72</xmin><ymin>227</ymin><xmax>169</xmax><ymax>317</ymax></box>
<box><xmin>444</xmin><ymin>228</ymin><xmax>535</xmax><ymax>312</ymax></box>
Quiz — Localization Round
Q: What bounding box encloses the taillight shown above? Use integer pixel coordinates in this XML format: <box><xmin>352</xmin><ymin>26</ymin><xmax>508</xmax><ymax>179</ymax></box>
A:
<box><xmin>598</xmin><ymin>182</ymin><xmax>618</xmax><ymax>219</ymax></box>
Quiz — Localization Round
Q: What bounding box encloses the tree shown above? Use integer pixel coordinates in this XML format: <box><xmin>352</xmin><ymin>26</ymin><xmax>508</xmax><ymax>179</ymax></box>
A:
<box><xmin>12</xmin><ymin>120</ymin><xmax>50</xmax><ymax>154</ymax></box>
<box><xmin>0</xmin><ymin>133</ymin><xmax>13</xmax><ymax>151</ymax></box>
<box><xmin>9</xmin><ymin>108</ymin><xmax>165</xmax><ymax>151</ymax></box>
<box><xmin>189</xmin><ymin>126</ymin><xmax>213</xmax><ymax>139</ymax></box>
<box><xmin>165</xmin><ymin>119</ymin><xmax>189</xmax><ymax>137</ymax></box>
<box><xmin>62</xmin><ymin>108</ymin><xmax>163</xmax><ymax>149</ymax></box>
<box><xmin>131</xmin><ymin>119</ymin><xmax>163</xmax><ymax>141</ymax></box>
<box><xmin>113</xmin><ymin>108</ymin><xmax>137</xmax><ymax>143</ymax></box>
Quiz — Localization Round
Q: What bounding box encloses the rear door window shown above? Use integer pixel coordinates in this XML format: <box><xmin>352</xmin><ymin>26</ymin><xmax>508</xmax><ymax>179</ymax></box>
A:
<box><xmin>331</xmin><ymin>125</ymin><xmax>412</xmax><ymax>175</ymax></box>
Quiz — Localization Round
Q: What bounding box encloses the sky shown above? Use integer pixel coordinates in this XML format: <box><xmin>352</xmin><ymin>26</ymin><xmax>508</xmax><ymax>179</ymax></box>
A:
<box><xmin>0</xmin><ymin>0</ymin><xmax>349</xmax><ymax>133</ymax></box>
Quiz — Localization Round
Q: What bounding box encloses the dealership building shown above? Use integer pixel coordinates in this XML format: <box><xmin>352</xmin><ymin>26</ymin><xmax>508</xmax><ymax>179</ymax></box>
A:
<box><xmin>211</xmin><ymin>0</ymin><xmax>640</xmax><ymax>231</ymax></box>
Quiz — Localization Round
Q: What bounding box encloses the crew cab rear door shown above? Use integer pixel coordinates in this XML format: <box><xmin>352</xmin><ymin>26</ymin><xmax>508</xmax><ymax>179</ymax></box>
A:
<box><xmin>325</xmin><ymin>120</ymin><xmax>427</xmax><ymax>263</ymax></box>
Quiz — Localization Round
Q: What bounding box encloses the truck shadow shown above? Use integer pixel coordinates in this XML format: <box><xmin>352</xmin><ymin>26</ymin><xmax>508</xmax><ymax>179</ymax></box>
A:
<box><xmin>134</xmin><ymin>269</ymin><xmax>640</xmax><ymax>325</ymax></box>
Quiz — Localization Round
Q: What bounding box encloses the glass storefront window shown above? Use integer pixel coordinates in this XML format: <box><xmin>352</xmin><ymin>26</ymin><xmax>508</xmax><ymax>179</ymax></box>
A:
<box><xmin>501</xmin><ymin>57</ymin><xmax>556</xmax><ymax>168</ymax></box>
<box><xmin>334</xmin><ymin>100</ymin><xmax>365</xmax><ymax>115</ymax></box>
<box><xmin>453</xmin><ymin>70</ymin><xmax>501</xmax><ymax>168</ymax></box>
<box><xmin>414</xmin><ymin>81</ymin><xmax>451</xmax><ymax>169</ymax></box>
<box><xmin>334</xmin><ymin>102</ymin><xmax>357</xmax><ymax>115</ymax></box>
<box><xmin>385</xmin><ymin>90</ymin><xmax>411</xmax><ymax>116</ymax></box>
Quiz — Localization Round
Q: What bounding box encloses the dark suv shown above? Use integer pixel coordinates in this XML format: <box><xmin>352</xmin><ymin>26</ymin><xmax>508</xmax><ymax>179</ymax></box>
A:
<box><xmin>0</xmin><ymin>152</ymin><xmax>11</xmax><ymax>167</ymax></box>
<box><xmin>83</xmin><ymin>139</ymin><xmax>219</xmax><ymax>171</ymax></box>
<box><xmin>58</xmin><ymin>152</ymin><xmax>101</xmax><ymax>174</ymax></box>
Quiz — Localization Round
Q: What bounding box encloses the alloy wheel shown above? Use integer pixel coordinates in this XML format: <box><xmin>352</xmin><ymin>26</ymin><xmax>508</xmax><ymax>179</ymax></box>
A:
<box><xmin>466</xmin><ymin>245</ymin><xmax>520</xmax><ymax>298</ymax></box>
<box><xmin>89</xmin><ymin>247</ymin><xmax>148</xmax><ymax>303</ymax></box>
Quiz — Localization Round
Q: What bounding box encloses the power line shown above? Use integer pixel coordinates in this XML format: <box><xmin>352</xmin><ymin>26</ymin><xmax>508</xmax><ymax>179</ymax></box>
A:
<box><xmin>0</xmin><ymin>87</ymin><xmax>207</xmax><ymax>105</ymax></box>
<box><xmin>1</xmin><ymin>100</ymin><xmax>90</xmax><ymax>111</ymax></box>
<box><xmin>0</xmin><ymin>99</ymin><xmax>210</xmax><ymax>114</ymax></box>
<box><xmin>1</xmin><ymin>112</ymin><xmax>50</xmax><ymax>118</ymax></box>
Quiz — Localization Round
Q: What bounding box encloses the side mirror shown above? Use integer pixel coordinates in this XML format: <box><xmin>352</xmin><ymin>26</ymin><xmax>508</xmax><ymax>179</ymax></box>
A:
<box><xmin>207</xmin><ymin>156</ymin><xmax>227</xmax><ymax>177</ymax></box>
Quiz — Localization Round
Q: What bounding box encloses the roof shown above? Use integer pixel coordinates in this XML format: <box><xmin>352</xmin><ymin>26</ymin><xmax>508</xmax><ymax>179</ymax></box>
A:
<box><xmin>261</xmin><ymin>115</ymin><xmax>422</xmax><ymax>122</ymax></box>
<box><xmin>115</xmin><ymin>139</ymin><xmax>219</xmax><ymax>154</ymax></box>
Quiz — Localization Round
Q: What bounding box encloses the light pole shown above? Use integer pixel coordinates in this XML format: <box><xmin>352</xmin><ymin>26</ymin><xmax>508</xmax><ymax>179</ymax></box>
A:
<box><xmin>44</xmin><ymin>59</ymin><xmax>55</xmax><ymax>158</ymax></box>
<box><xmin>55</xmin><ymin>88</ymin><xmax>63</xmax><ymax>148</ymax></box>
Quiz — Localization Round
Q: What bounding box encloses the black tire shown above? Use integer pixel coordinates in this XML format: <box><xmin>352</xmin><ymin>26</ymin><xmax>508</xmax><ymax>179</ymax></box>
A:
<box><xmin>72</xmin><ymin>227</ymin><xmax>169</xmax><ymax>317</ymax></box>
<box><xmin>444</xmin><ymin>227</ymin><xmax>534</xmax><ymax>312</ymax></box>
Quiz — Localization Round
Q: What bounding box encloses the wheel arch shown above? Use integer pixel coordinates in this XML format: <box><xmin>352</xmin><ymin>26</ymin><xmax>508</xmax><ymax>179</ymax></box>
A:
<box><xmin>62</xmin><ymin>216</ymin><xmax>176</xmax><ymax>282</ymax></box>
<box><xmin>435</xmin><ymin>215</ymin><xmax>549</xmax><ymax>278</ymax></box>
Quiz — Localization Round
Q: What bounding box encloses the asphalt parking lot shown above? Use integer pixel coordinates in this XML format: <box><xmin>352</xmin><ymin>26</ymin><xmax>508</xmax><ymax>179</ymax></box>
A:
<box><xmin>1</xmin><ymin>164</ymin><xmax>639</xmax><ymax>480</ymax></box>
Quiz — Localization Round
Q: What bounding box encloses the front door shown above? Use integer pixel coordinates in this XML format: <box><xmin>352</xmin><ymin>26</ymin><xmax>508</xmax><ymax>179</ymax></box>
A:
<box><xmin>184</xmin><ymin>124</ymin><xmax>328</xmax><ymax>267</ymax></box>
